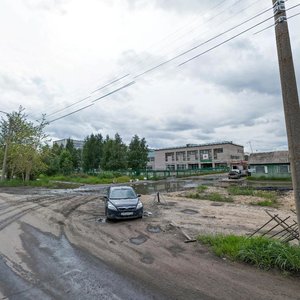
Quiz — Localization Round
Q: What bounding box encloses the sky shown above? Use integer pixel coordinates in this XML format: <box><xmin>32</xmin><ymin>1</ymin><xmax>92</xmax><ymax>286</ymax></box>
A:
<box><xmin>0</xmin><ymin>0</ymin><xmax>299</xmax><ymax>153</ymax></box>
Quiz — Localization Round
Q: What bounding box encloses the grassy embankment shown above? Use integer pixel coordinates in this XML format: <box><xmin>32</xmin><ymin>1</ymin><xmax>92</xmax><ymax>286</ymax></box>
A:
<box><xmin>198</xmin><ymin>234</ymin><xmax>300</xmax><ymax>275</ymax></box>
<box><xmin>186</xmin><ymin>185</ymin><xmax>278</xmax><ymax>207</ymax></box>
<box><xmin>0</xmin><ymin>178</ymin><xmax>80</xmax><ymax>189</ymax></box>
<box><xmin>0</xmin><ymin>172</ymin><xmax>134</xmax><ymax>188</ymax></box>
<box><xmin>247</xmin><ymin>176</ymin><xmax>292</xmax><ymax>181</ymax></box>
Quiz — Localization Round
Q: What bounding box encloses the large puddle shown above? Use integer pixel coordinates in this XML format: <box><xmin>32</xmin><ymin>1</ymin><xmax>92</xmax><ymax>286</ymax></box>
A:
<box><xmin>37</xmin><ymin>175</ymin><xmax>292</xmax><ymax>196</ymax></box>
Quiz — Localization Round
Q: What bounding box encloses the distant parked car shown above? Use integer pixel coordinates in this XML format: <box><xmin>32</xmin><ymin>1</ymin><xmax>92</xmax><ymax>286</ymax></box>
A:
<box><xmin>104</xmin><ymin>186</ymin><xmax>143</xmax><ymax>220</ymax></box>
<box><xmin>228</xmin><ymin>170</ymin><xmax>241</xmax><ymax>179</ymax></box>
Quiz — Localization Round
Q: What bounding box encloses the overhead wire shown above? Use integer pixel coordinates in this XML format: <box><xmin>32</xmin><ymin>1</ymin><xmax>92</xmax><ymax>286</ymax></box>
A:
<box><xmin>134</xmin><ymin>4</ymin><xmax>274</xmax><ymax>78</ymax></box>
<box><xmin>45</xmin><ymin>0</ymin><xmax>247</xmax><ymax>122</ymax></box>
<box><xmin>47</xmin><ymin>1</ymin><xmax>299</xmax><ymax>124</ymax></box>
<box><xmin>254</xmin><ymin>9</ymin><xmax>300</xmax><ymax>35</ymax></box>
<box><xmin>47</xmin><ymin>5</ymin><xmax>274</xmax><ymax>123</ymax></box>
<box><xmin>178</xmin><ymin>3</ymin><xmax>300</xmax><ymax>66</ymax></box>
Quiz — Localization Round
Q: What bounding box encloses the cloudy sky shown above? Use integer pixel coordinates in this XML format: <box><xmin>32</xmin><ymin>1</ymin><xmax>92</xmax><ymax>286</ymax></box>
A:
<box><xmin>0</xmin><ymin>0</ymin><xmax>299</xmax><ymax>152</ymax></box>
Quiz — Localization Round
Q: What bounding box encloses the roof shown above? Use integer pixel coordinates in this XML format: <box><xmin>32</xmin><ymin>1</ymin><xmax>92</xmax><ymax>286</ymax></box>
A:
<box><xmin>249</xmin><ymin>151</ymin><xmax>289</xmax><ymax>164</ymax></box>
<box><xmin>155</xmin><ymin>141</ymin><xmax>243</xmax><ymax>152</ymax></box>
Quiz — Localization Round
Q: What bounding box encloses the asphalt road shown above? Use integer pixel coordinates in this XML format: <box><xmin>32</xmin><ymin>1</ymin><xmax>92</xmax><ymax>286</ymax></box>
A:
<box><xmin>1</xmin><ymin>223</ymin><xmax>164</xmax><ymax>299</ymax></box>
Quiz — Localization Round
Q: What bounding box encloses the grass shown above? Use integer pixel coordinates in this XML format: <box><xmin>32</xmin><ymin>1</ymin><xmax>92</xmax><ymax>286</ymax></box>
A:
<box><xmin>187</xmin><ymin>191</ymin><xmax>234</xmax><ymax>203</ymax></box>
<box><xmin>228</xmin><ymin>186</ymin><xmax>278</xmax><ymax>206</ymax></box>
<box><xmin>197</xmin><ymin>185</ymin><xmax>208</xmax><ymax>193</ymax></box>
<box><xmin>198</xmin><ymin>234</ymin><xmax>300</xmax><ymax>274</ymax></box>
<box><xmin>0</xmin><ymin>178</ymin><xmax>80</xmax><ymax>189</ymax></box>
<box><xmin>46</xmin><ymin>174</ymin><xmax>132</xmax><ymax>185</ymax></box>
<box><xmin>247</xmin><ymin>176</ymin><xmax>292</xmax><ymax>181</ymax></box>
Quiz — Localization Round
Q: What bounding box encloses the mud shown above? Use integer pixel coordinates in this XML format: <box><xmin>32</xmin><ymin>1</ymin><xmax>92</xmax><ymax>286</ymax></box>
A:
<box><xmin>0</xmin><ymin>185</ymin><xmax>300</xmax><ymax>299</ymax></box>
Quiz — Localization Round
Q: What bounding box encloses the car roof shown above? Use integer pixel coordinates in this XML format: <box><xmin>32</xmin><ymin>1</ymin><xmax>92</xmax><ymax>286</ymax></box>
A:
<box><xmin>109</xmin><ymin>186</ymin><xmax>133</xmax><ymax>191</ymax></box>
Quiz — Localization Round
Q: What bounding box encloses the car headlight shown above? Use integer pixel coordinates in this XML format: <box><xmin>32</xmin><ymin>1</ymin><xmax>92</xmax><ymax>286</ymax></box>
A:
<box><xmin>136</xmin><ymin>201</ymin><xmax>143</xmax><ymax>209</ymax></box>
<box><xmin>108</xmin><ymin>202</ymin><xmax>117</xmax><ymax>211</ymax></box>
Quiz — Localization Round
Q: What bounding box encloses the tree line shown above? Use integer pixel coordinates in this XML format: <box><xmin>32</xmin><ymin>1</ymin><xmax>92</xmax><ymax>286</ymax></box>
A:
<box><xmin>0</xmin><ymin>107</ymin><xmax>148</xmax><ymax>181</ymax></box>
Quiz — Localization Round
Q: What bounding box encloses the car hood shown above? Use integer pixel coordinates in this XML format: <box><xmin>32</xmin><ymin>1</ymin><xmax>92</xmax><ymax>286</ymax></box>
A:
<box><xmin>110</xmin><ymin>198</ymin><xmax>139</xmax><ymax>207</ymax></box>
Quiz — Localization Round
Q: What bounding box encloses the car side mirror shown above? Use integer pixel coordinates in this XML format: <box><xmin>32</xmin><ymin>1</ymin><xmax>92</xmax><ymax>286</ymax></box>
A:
<box><xmin>104</xmin><ymin>196</ymin><xmax>108</xmax><ymax>200</ymax></box>
<box><xmin>137</xmin><ymin>194</ymin><xmax>141</xmax><ymax>198</ymax></box>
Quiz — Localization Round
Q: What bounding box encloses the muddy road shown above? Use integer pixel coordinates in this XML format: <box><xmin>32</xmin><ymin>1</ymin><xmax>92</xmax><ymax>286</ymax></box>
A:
<box><xmin>0</xmin><ymin>186</ymin><xmax>299</xmax><ymax>299</ymax></box>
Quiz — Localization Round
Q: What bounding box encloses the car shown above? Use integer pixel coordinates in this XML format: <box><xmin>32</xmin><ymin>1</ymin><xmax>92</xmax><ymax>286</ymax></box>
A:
<box><xmin>228</xmin><ymin>170</ymin><xmax>241</xmax><ymax>179</ymax></box>
<box><xmin>104</xmin><ymin>186</ymin><xmax>143</xmax><ymax>220</ymax></box>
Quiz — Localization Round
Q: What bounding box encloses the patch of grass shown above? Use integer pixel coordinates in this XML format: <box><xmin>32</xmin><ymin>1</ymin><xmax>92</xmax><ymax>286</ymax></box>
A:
<box><xmin>250</xmin><ymin>200</ymin><xmax>276</xmax><ymax>207</ymax></box>
<box><xmin>197</xmin><ymin>185</ymin><xmax>208</xmax><ymax>193</ymax></box>
<box><xmin>45</xmin><ymin>174</ymin><xmax>132</xmax><ymax>185</ymax></box>
<box><xmin>187</xmin><ymin>191</ymin><xmax>233</xmax><ymax>203</ymax></box>
<box><xmin>247</xmin><ymin>176</ymin><xmax>292</xmax><ymax>181</ymax></box>
<box><xmin>0</xmin><ymin>179</ymin><xmax>81</xmax><ymax>189</ymax></box>
<box><xmin>228</xmin><ymin>186</ymin><xmax>255</xmax><ymax>196</ymax></box>
<box><xmin>198</xmin><ymin>234</ymin><xmax>300</xmax><ymax>274</ymax></box>
<box><xmin>228</xmin><ymin>186</ymin><xmax>278</xmax><ymax>202</ymax></box>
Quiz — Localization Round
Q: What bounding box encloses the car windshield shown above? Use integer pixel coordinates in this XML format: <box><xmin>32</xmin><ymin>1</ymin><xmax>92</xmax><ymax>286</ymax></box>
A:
<box><xmin>110</xmin><ymin>188</ymin><xmax>136</xmax><ymax>199</ymax></box>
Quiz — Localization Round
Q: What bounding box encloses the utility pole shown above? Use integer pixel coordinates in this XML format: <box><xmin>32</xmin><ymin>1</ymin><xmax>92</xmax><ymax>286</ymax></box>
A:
<box><xmin>272</xmin><ymin>0</ymin><xmax>300</xmax><ymax>231</ymax></box>
<box><xmin>0</xmin><ymin>111</ymin><xmax>10</xmax><ymax>181</ymax></box>
<box><xmin>0</xmin><ymin>110</ymin><xmax>11</xmax><ymax>181</ymax></box>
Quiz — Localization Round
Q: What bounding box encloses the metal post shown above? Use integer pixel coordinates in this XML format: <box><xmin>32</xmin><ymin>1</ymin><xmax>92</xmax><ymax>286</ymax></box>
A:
<box><xmin>272</xmin><ymin>0</ymin><xmax>300</xmax><ymax>234</ymax></box>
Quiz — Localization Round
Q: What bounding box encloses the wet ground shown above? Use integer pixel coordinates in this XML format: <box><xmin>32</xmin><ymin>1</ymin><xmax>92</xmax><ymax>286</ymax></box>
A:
<box><xmin>0</xmin><ymin>175</ymin><xmax>298</xmax><ymax>300</ymax></box>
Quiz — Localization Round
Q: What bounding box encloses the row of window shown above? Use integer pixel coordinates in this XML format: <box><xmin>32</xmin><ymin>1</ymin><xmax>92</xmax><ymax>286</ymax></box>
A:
<box><xmin>165</xmin><ymin>148</ymin><xmax>224</xmax><ymax>162</ymax></box>
<box><xmin>255</xmin><ymin>165</ymin><xmax>290</xmax><ymax>174</ymax></box>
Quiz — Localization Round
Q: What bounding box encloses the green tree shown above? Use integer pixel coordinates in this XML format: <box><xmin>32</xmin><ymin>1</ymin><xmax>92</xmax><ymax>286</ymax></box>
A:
<box><xmin>0</xmin><ymin>107</ymin><xmax>48</xmax><ymax>181</ymax></box>
<box><xmin>66</xmin><ymin>138</ymin><xmax>80</xmax><ymax>170</ymax></box>
<box><xmin>127</xmin><ymin>135</ymin><xmax>148</xmax><ymax>171</ymax></box>
<box><xmin>59</xmin><ymin>150</ymin><xmax>73</xmax><ymax>175</ymax></box>
<box><xmin>82</xmin><ymin>134</ymin><xmax>103</xmax><ymax>172</ymax></box>
<box><xmin>101</xmin><ymin>133</ymin><xmax>127</xmax><ymax>171</ymax></box>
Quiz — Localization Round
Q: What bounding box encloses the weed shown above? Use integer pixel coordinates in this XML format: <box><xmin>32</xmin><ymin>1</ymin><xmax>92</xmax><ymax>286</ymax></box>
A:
<box><xmin>198</xmin><ymin>234</ymin><xmax>300</xmax><ymax>274</ymax></box>
<box><xmin>197</xmin><ymin>185</ymin><xmax>208</xmax><ymax>193</ymax></box>
<box><xmin>228</xmin><ymin>186</ymin><xmax>255</xmax><ymax>196</ymax></box>
<box><xmin>187</xmin><ymin>191</ymin><xmax>233</xmax><ymax>203</ymax></box>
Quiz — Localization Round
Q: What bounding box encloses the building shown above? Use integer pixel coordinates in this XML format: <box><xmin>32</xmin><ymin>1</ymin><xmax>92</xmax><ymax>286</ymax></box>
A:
<box><xmin>153</xmin><ymin>141</ymin><xmax>244</xmax><ymax>170</ymax></box>
<box><xmin>53</xmin><ymin>139</ymin><xmax>84</xmax><ymax>150</ymax></box>
<box><xmin>147</xmin><ymin>149</ymin><xmax>155</xmax><ymax>170</ymax></box>
<box><xmin>248</xmin><ymin>151</ymin><xmax>291</xmax><ymax>178</ymax></box>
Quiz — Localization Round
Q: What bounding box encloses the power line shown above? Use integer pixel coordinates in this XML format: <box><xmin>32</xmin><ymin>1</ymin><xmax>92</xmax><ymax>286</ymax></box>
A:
<box><xmin>134</xmin><ymin>4</ymin><xmax>274</xmax><ymax>78</ymax></box>
<box><xmin>91</xmin><ymin>73</ymin><xmax>130</xmax><ymax>94</ymax></box>
<box><xmin>178</xmin><ymin>3</ymin><xmax>300</xmax><ymax>66</ymax></box>
<box><xmin>48</xmin><ymin>103</ymin><xmax>95</xmax><ymax>123</ymax></box>
<box><xmin>45</xmin><ymin>2</ymin><xmax>299</xmax><ymax>124</ymax></box>
<box><xmin>254</xmin><ymin>10</ymin><xmax>300</xmax><ymax>35</ymax></box>
<box><xmin>46</xmin><ymin>96</ymin><xmax>91</xmax><ymax>118</ymax></box>
<box><xmin>92</xmin><ymin>81</ymin><xmax>136</xmax><ymax>103</ymax></box>
<box><xmin>42</xmin><ymin>0</ymin><xmax>265</xmax><ymax>121</ymax></box>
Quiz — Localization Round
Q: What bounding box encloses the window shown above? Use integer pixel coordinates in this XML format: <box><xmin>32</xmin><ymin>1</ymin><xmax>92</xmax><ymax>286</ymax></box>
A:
<box><xmin>213</xmin><ymin>148</ymin><xmax>223</xmax><ymax>159</ymax></box>
<box><xmin>187</xmin><ymin>150</ymin><xmax>198</xmax><ymax>161</ymax></box>
<box><xmin>176</xmin><ymin>151</ymin><xmax>186</xmax><ymax>161</ymax></box>
<box><xmin>165</xmin><ymin>152</ymin><xmax>174</xmax><ymax>162</ymax></box>
<box><xmin>177</xmin><ymin>164</ymin><xmax>186</xmax><ymax>170</ymax></box>
<box><xmin>166</xmin><ymin>164</ymin><xmax>175</xmax><ymax>171</ymax></box>
<box><xmin>279</xmin><ymin>165</ymin><xmax>289</xmax><ymax>173</ymax></box>
<box><xmin>255</xmin><ymin>166</ymin><xmax>265</xmax><ymax>174</ymax></box>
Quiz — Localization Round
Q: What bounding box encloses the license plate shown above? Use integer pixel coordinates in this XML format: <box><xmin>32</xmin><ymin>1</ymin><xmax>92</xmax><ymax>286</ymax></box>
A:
<box><xmin>121</xmin><ymin>212</ymin><xmax>134</xmax><ymax>216</ymax></box>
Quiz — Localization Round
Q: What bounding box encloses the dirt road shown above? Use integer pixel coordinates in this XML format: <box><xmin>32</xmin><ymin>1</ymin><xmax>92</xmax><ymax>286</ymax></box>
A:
<box><xmin>0</xmin><ymin>187</ymin><xmax>299</xmax><ymax>299</ymax></box>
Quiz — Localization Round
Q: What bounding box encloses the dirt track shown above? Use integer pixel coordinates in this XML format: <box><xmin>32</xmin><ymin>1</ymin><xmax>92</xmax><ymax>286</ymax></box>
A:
<box><xmin>0</xmin><ymin>186</ymin><xmax>300</xmax><ymax>299</ymax></box>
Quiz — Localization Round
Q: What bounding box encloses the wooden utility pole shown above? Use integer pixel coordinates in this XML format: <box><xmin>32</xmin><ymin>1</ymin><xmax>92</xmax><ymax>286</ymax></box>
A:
<box><xmin>272</xmin><ymin>0</ymin><xmax>300</xmax><ymax>231</ymax></box>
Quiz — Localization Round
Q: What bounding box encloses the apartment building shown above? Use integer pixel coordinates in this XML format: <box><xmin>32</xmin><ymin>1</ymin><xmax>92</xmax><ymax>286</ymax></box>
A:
<box><xmin>53</xmin><ymin>139</ymin><xmax>84</xmax><ymax>150</ymax></box>
<box><xmin>153</xmin><ymin>141</ymin><xmax>244</xmax><ymax>170</ymax></box>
